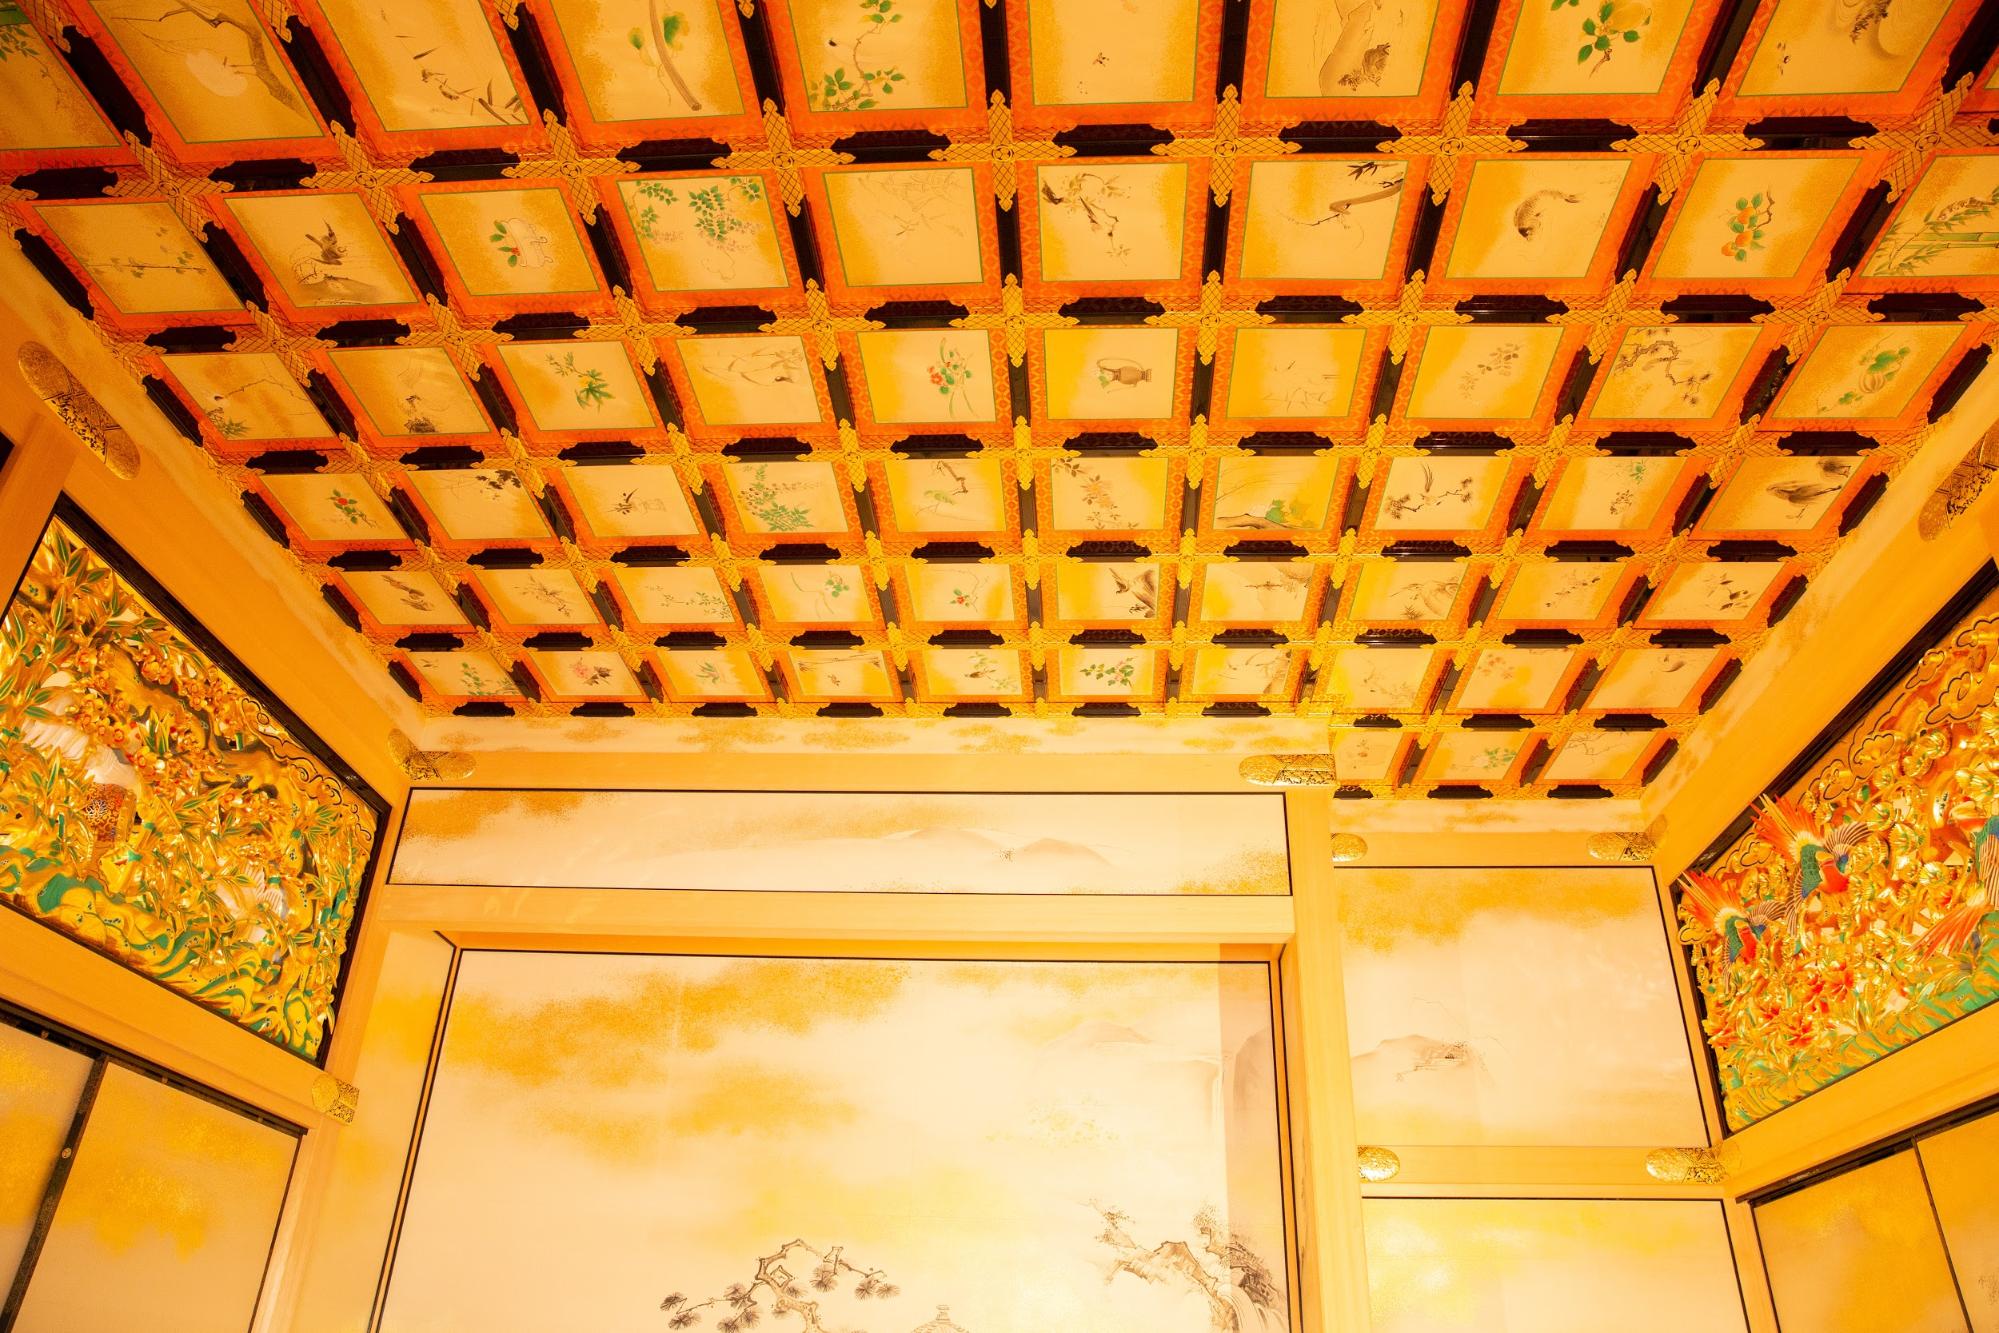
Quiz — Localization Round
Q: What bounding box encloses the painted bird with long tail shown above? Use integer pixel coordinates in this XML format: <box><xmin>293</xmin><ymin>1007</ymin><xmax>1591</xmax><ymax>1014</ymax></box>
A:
<box><xmin>1683</xmin><ymin>797</ymin><xmax>1867</xmax><ymax>962</ymax></box>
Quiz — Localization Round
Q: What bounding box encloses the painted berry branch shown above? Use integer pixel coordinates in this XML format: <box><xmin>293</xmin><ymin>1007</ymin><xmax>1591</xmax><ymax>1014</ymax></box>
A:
<box><xmin>812</xmin><ymin>0</ymin><xmax>907</xmax><ymax>111</ymax></box>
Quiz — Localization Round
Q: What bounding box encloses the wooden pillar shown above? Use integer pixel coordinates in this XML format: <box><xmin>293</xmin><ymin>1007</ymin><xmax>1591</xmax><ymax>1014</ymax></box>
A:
<box><xmin>0</xmin><ymin>418</ymin><xmax>72</xmax><ymax>601</ymax></box>
<box><xmin>1657</xmin><ymin>873</ymin><xmax>1780</xmax><ymax>1331</ymax></box>
<box><xmin>1282</xmin><ymin>791</ymin><xmax>1371</xmax><ymax>1332</ymax></box>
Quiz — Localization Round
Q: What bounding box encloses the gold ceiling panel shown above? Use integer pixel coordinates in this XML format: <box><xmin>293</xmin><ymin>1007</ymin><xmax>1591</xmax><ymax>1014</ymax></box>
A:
<box><xmin>3</xmin><ymin>0</ymin><xmax>1997</xmax><ymax>797</ymax></box>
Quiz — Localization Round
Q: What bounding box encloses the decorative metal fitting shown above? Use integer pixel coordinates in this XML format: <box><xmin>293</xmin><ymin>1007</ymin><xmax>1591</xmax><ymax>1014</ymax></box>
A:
<box><xmin>17</xmin><ymin>342</ymin><xmax>140</xmax><ymax>480</ymax></box>
<box><xmin>1587</xmin><ymin>831</ymin><xmax>1657</xmax><ymax>863</ymax></box>
<box><xmin>1644</xmin><ymin>1147</ymin><xmax>1727</xmax><ymax>1184</ymax></box>
<box><xmin>1239</xmin><ymin>754</ymin><xmax>1338</xmax><ymax>786</ymax></box>
<box><xmin>1919</xmin><ymin>425</ymin><xmax>1999</xmax><ymax>541</ymax></box>
<box><xmin>311</xmin><ymin>1074</ymin><xmax>361</xmax><ymax>1125</ymax></box>
<box><xmin>390</xmin><ymin>729</ymin><xmax>475</xmax><ymax>782</ymax></box>
<box><xmin>1357</xmin><ymin>1146</ymin><xmax>1401</xmax><ymax>1182</ymax></box>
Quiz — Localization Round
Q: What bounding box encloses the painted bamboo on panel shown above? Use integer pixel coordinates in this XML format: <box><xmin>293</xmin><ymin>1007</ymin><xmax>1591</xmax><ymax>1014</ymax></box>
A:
<box><xmin>379</xmin><ymin>953</ymin><xmax>1290</xmax><ymax>1332</ymax></box>
<box><xmin>1679</xmin><ymin>600</ymin><xmax>1999</xmax><ymax>1129</ymax></box>
<box><xmin>0</xmin><ymin>517</ymin><xmax>381</xmax><ymax>1058</ymax></box>
<box><xmin>1339</xmin><ymin>866</ymin><xmax>1706</xmax><ymax>1145</ymax></box>
<box><xmin>11</xmin><ymin>1063</ymin><xmax>296</xmax><ymax>1333</ymax></box>
<box><xmin>1363</xmin><ymin>1198</ymin><xmax>1748</xmax><ymax>1332</ymax></box>
<box><xmin>389</xmin><ymin>790</ymin><xmax>1291</xmax><ymax>894</ymax></box>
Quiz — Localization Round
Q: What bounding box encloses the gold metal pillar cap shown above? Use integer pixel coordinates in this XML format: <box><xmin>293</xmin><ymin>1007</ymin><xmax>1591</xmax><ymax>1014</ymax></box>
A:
<box><xmin>1644</xmin><ymin>1147</ymin><xmax>1726</xmax><ymax>1184</ymax></box>
<box><xmin>1239</xmin><ymin>754</ymin><xmax>1338</xmax><ymax>786</ymax></box>
<box><xmin>1587</xmin><ymin>831</ymin><xmax>1657</xmax><ymax>863</ymax></box>
<box><xmin>311</xmin><ymin>1074</ymin><xmax>361</xmax><ymax>1124</ymax></box>
<box><xmin>1357</xmin><ymin>1146</ymin><xmax>1401</xmax><ymax>1182</ymax></box>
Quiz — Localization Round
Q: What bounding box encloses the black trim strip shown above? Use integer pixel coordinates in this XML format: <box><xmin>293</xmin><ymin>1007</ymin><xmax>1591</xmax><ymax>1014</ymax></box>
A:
<box><xmin>1749</xmin><ymin>1090</ymin><xmax>1999</xmax><ymax>1207</ymax></box>
<box><xmin>0</xmin><ymin>1059</ymin><xmax>103</xmax><ymax>1333</ymax></box>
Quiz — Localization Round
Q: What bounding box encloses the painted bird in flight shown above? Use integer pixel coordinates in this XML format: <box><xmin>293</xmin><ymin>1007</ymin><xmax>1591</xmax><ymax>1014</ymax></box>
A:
<box><xmin>1680</xmin><ymin>870</ymin><xmax>1765</xmax><ymax>964</ymax></box>
<box><xmin>1751</xmin><ymin>796</ymin><xmax>1868</xmax><ymax>948</ymax></box>
<box><xmin>1919</xmin><ymin>812</ymin><xmax>1999</xmax><ymax>961</ymax></box>
<box><xmin>1683</xmin><ymin>797</ymin><xmax>1866</xmax><ymax>962</ymax></box>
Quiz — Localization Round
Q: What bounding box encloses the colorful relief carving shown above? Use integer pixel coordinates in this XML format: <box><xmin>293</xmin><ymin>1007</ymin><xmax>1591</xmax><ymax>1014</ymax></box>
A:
<box><xmin>0</xmin><ymin>516</ymin><xmax>379</xmax><ymax>1057</ymax></box>
<box><xmin>1679</xmin><ymin>605</ymin><xmax>1999</xmax><ymax>1129</ymax></box>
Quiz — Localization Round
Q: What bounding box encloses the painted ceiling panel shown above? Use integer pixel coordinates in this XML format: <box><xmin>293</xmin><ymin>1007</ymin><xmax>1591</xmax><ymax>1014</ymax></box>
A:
<box><xmin>1</xmin><ymin>0</ymin><xmax>1995</xmax><ymax>796</ymax></box>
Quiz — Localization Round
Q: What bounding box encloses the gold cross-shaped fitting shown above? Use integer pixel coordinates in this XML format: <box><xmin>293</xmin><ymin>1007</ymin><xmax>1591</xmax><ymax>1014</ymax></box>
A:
<box><xmin>1852</xmin><ymin>77</ymin><xmax>1996</xmax><ymax>198</ymax></box>
<box><xmin>1341</xmin><ymin>269</ymin><xmax>1470</xmax><ymax>362</ymax></box>
<box><xmin>930</xmin><ymin>91</ymin><xmax>1073</xmax><ymax>210</ymax></box>
<box><xmin>951</xmin><ymin>273</ymin><xmax>1076</xmax><ymax>366</ymax></box>
<box><xmin>1146</xmin><ymin>271</ymin><xmax>1273</xmax><ymax>363</ymax></box>
<box><xmin>759</xmin><ymin>279</ymin><xmax>883</xmax><ymax>369</ymax></box>
<box><xmin>1611</xmin><ymin>81</ymin><xmax>1762</xmax><ymax>201</ymax></box>
<box><xmin>1152</xmin><ymin>86</ymin><xmax>1296</xmax><ymax>205</ymax></box>
<box><xmin>398</xmin><ymin>295</ymin><xmax>513</xmax><ymax>375</ymax></box>
<box><xmin>104</xmin><ymin>133</ymin><xmax>232</xmax><ymax>235</ymax></box>
<box><xmin>1382</xmin><ymin>85</ymin><xmax>1524</xmax><ymax>203</ymax></box>
<box><xmin>713</xmin><ymin>101</ymin><xmax>855</xmax><ymax>215</ymax></box>
<box><xmin>506</xmin><ymin>111</ymin><xmax>637</xmax><ymax>225</ymax></box>
<box><xmin>303</xmin><ymin>125</ymin><xmax>434</xmax><ymax>233</ymax></box>
<box><xmin>1753</xmin><ymin>268</ymin><xmax>1876</xmax><ymax>355</ymax></box>
<box><xmin>1545</xmin><ymin>272</ymin><xmax>1675</xmax><ymax>362</ymax></box>
<box><xmin>228</xmin><ymin>301</ymin><xmax>330</xmax><ymax>385</ymax></box>
<box><xmin>586</xmin><ymin>290</ymin><xmax>688</xmax><ymax>373</ymax></box>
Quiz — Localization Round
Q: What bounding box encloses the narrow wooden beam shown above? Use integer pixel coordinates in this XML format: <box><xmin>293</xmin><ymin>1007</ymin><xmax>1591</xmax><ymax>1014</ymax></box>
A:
<box><xmin>1283</xmin><ymin>792</ymin><xmax>1372</xmax><ymax>1332</ymax></box>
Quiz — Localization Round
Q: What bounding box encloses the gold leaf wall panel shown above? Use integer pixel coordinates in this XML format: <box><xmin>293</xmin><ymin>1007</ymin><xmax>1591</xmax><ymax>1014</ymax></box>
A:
<box><xmin>1921</xmin><ymin>1108</ymin><xmax>1999</xmax><ymax>1329</ymax></box>
<box><xmin>11</xmin><ymin>1062</ymin><xmax>297</xmax><ymax>1333</ymax></box>
<box><xmin>1363</xmin><ymin>1197</ymin><xmax>1749</xmax><ymax>1331</ymax></box>
<box><xmin>389</xmin><ymin>787</ymin><xmax>1290</xmax><ymax>893</ymax></box>
<box><xmin>288</xmin><ymin>930</ymin><xmax>455</xmax><ymax>1333</ymax></box>
<box><xmin>378</xmin><ymin>952</ymin><xmax>1289</xmax><ymax>1331</ymax></box>
<box><xmin>1755</xmin><ymin>1150</ymin><xmax>1968</xmax><ymax>1333</ymax></box>
<box><xmin>0</xmin><ymin>1022</ymin><xmax>93</xmax><ymax>1282</ymax></box>
<box><xmin>1340</xmin><ymin>865</ymin><xmax>1705</xmax><ymax>1146</ymax></box>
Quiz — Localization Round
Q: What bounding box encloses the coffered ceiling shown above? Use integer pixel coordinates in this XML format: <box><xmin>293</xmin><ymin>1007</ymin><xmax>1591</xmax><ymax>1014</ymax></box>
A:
<box><xmin>3</xmin><ymin>0</ymin><xmax>1997</xmax><ymax>797</ymax></box>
